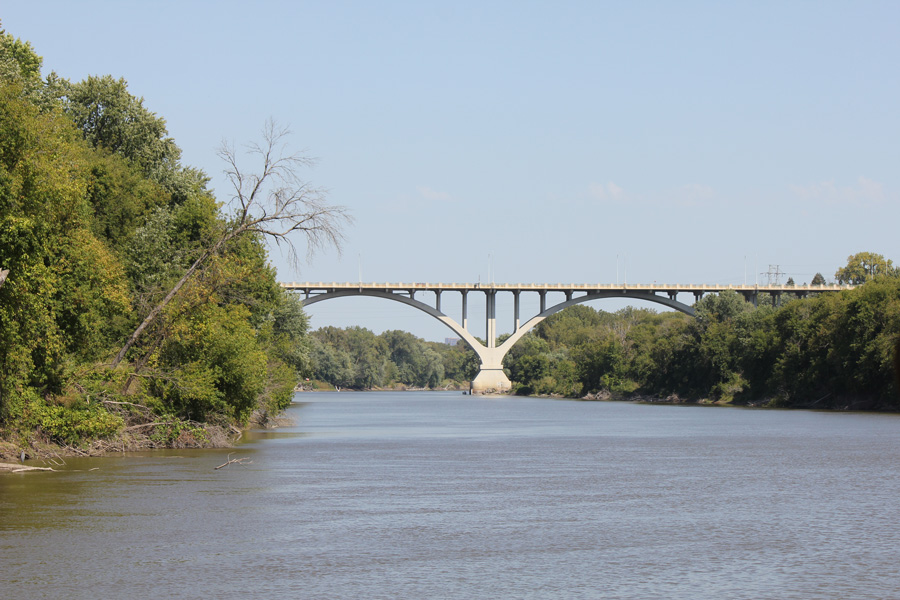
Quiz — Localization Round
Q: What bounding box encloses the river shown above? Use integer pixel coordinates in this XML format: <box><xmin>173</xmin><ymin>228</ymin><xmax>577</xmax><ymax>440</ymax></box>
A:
<box><xmin>2</xmin><ymin>391</ymin><xmax>900</xmax><ymax>599</ymax></box>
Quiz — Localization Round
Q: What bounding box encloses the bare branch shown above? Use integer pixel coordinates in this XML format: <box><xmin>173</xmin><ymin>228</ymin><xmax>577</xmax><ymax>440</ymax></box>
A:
<box><xmin>218</xmin><ymin>118</ymin><xmax>352</xmax><ymax>267</ymax></box>
<box><xmin>112</xmin><ymin>120</ymin><xmax>350</xmax><ymax>368</ymax></box>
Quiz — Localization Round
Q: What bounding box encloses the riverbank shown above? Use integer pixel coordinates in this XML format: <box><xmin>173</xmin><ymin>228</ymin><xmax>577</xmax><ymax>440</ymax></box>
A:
<box><xmin>0</xmin><ymin>423</ymin><xmax>241</xmax><ymax>464</ymax></box>
<box><xmin>0</xmin><ymin>405</ymin><xmax>299</xmax><ymax>465</ymax></box>
<box><xmin>579</xmin><ymin>390</ymin><xmax>900</xmax><ymax>411</ymax></box>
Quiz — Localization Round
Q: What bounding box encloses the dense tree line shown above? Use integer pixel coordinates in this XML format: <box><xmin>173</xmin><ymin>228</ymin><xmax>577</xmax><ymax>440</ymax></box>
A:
<box><xmin>308</xmin><ymin>327</ymin><xmax>477</xmax><ymax>389</ymax></box>
<box><xmin>505</xmin><ymin>257</ymin><xmax>900</xmax><ymax>409</ymax></box>
<box><xmin>0</xmin><ymin>26</ymin><xmax>341</xmax><ymax>449</ymax></box>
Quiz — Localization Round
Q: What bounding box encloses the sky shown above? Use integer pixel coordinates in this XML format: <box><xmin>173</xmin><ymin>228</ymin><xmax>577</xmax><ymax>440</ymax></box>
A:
<box><xmin>3</xmin><ymin>1</ymin><xmax>899</xmax><ymax>341</ymax></box>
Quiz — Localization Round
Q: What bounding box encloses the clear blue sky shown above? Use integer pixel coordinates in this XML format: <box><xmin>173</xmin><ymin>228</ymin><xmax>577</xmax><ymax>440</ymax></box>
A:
<box><xmin>4</xmin><ymin>2</ymin><xmax>899</xmax><ymax>340</ymax></box>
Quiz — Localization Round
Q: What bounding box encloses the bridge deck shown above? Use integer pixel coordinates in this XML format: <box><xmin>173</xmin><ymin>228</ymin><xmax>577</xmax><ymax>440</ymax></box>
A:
<box><xmin>281</xmin><ymin>282</ymin><xmax>849</xmax><ymax>294</ymax></box>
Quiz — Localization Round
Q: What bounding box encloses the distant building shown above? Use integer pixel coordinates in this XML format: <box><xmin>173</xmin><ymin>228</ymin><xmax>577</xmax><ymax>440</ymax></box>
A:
<box><xmin>444</xmin><ymin>337</ymin><xmax>460</xmax><ymax>346</ymax></box>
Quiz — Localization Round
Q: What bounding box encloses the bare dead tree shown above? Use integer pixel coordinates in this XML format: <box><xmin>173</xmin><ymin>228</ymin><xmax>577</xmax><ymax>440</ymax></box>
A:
<box><xmin>111</xmin><ymin>120</ymin><xmax>351</xmax><ymax>368</ymax></box>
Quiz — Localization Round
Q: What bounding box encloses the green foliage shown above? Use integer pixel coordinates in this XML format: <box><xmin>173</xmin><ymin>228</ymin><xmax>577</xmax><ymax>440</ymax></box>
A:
<box><xmin>0</xmin><ymin>28</ymin><xmax>313</xmax><ymax>443</ymax></box>
<box><xmin>153</xmin><ymin>302</ymin><xmax>269</xmax><ymax>424</ymax></box>
<box><xmin>85</xmin><ymin>149</ymin><xmax>170</xmax><ymax>247</ymax></box>
<box><xmin>25</xmin><ymin>395</ymin><xmax>124</xmax><ymax>445</ymax></box>
<box><xmin>60</xmin><ymin>75</ymin><xmax>182</xmax><ymax>181</ymax></box>
<box><xmin>271</xmin><ymin>293</ymin><xmax>311</xmax><ymax>373</ymax></box>
<box><xmin>308</xmin><ymin>327</ymin><xmax>470</xmax><ymax>389</ymax></box>
<box><xmin>694</xmin><ymin>289</ymin><xmax>752</xmax><ymax>323</ymax></box>
<box><xmin>0</xmin><ymin>24</ymin><xmax>43</xmax><ymax>101</ymax></box>
<box><xmin>0</xmin><ymin>80</ymin><xmax>132</xmax><ymax>415</ymax></box>
<box><xmin>535</xmin><ymin>304</ymin><xmax>608</xmax><ymax>349</ymax></box>
<box><xmin>835</xmin><ymin>252</ymin><xmax>896</xmax><ymax>285</ymax></box>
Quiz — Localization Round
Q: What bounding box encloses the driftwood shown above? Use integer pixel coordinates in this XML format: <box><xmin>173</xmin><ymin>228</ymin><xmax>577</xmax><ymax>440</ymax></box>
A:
<box><xmin>123</xmin><ymin>421</ymin><xmax>176</xmax><ymax>432</ymax></box>
<box><xmin>101</xmin><ymin>400</ymin><xmax>153</xmax><ymax>411</ymax></box>
<box><xmin>214</xmin><ymin>453</ymin><xmax>252</xmax><ymax>470</ymax></box>
<box><xmin>0</xmin><ymin>462</ymin><xmax>54</xmax><ymax>473</ymax></box>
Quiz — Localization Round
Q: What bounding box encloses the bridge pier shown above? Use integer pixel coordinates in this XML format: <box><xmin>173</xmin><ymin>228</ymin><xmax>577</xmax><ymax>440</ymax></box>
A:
<box><xmin>470</xmin><ymin>368</ymin><xmax>512</xmax><ymax>394</ymax></box>
<box><xmin>469</xmin><ymin>347</ymin><xmax>512</xmax><ymax>394</ymax></box>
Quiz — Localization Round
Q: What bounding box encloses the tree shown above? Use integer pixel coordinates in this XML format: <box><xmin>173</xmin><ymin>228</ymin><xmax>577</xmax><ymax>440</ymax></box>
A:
<box><xmin>0</xmin><ymin>24</ymin><xmax>42</xmax><ymax>99</ymax></box>
<box><xmin>111</xmin><ymin>121</ymin><xmax>351</xmax><ymax>367</ymax></box>
<box><xmin>834</xmin><ymin>252</ymin><xmax>894</xmax><ymax>285</ymax></box>
<box><xmin>811</xmin><ymin>272</ymin><xmax>826</xmax><ymax>286</ymax></box>
<box><xmin>59</xmin><ymin>74</ymin><xmax>210</xmax><ymax>202</ymax></box>
<box><xmin>0</xmin><ymin>81</ymin><xmax>132</xmax><ymax>417</ymax></box>
<box><xmin>61</xmin><ymin>76</ymin><xmax>181</xmax><ymax>179</ymax></box>
<box><xmin>694</xmin><ymin>290</ymin><xmax>751</xmax><ymax>323</ymax></box>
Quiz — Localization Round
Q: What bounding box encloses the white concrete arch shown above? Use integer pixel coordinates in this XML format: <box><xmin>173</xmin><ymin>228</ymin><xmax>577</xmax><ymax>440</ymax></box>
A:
<box><xmin>301</xmin><ymin>289</ymin><xmax>489</xmax><ymax>361</ymax></box>
<box><xmin>299</xmin><ymin>287</ymin><xmax>696</xmax><ymax>393</ymax></box>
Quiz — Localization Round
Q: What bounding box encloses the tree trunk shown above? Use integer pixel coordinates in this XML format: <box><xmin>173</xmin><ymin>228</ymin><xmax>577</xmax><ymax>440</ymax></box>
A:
<box><xmin>111</xmin><ymin>234</ymin><xmax>229</xmax><ymax>368</ymax></box>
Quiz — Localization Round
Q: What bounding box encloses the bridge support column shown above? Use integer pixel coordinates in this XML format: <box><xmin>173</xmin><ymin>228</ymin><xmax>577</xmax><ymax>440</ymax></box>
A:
<box><xmin>470</xmin><ymin>347</ymin><xmax>511</xmax><ymax>395</ymax></box>
<box><xmin>461</xmin><ymin>291</ymin><xmax>468</xmax><ymax>331</ymax></box>
<box><xmin>485</xmin><ymin>290</ymin><xmax>496</xmax><ymax>348</ymax></box>
<box><xmin>513</xmin><ymin>291</ymin><xmax>520</xmax><ymax>332</ymax></box>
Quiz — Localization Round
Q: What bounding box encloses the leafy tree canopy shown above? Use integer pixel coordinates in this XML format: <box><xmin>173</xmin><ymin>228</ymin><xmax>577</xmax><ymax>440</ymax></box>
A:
<box><xmin>835</xmin><ymin>252</ymin><xmax>896</xmax><ymax>285</ymax></box>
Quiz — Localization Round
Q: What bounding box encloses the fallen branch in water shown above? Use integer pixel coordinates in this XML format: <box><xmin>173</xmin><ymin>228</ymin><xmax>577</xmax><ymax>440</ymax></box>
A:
<box><xmin>0</xmin><ymin>462</ymin><xmax>54</xmax><ymax>473</ymax></box>
<box><xmin>214</xmin><ymin>452</ymin><xmax>252</xmax><ymax>470</ymax></box>
<box><xmin>65</xmin><ymin>445</ymin><xmax>89</xmax><ymax>457</ymax></box>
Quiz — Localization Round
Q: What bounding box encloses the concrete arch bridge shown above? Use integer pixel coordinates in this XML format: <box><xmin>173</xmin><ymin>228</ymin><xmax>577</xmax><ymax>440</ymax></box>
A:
<box><xmin>283</xmin><ymin>282</ymin><xmax>848</xmax><ymax>393</ymax></box>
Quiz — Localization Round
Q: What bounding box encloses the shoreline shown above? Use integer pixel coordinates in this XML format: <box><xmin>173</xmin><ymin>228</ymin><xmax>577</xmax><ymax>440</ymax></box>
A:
<box><xmin>0</xmin><ymin>409</ymin><xmax>297</xmax><ymax>466</ymax></box>
<box><xmin>0</xmin><ymin>423</ymin><xmax>240</xmax><ymax>465</ymax></box>
<box><xmin>5</xmin><ymin>389</ymin><xmax>897</xmax><ymax>467</ymax></box>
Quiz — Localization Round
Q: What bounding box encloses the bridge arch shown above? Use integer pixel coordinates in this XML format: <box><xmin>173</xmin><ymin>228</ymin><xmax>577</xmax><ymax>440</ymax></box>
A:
<box><xmin>297</xmin><ymin>287</ymin><xmax>696</xmax><ymax>393</ymax></box>
<box><xmin>302</xmin><ymin>289</ymin><xmax>485</xmax><ymax>353</ymax></box>
<box><xmin>498</xmin><ymin>290</ymin><xmax>694</xmax><ymax>352</ymax></box>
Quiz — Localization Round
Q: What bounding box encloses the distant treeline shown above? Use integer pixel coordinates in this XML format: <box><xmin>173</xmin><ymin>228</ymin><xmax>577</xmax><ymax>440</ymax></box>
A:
<box><xmin>308</xmin><ymin>327</ymin><xmax>477</xmax><ymax>389</ymax></box>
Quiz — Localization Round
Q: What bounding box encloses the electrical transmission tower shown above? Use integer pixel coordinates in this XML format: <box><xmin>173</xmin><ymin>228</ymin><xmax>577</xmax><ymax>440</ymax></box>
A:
<box><xmin>760</xmin><ymin>264</ymin><xmax>787</xmax><ymax>285</ymax></box>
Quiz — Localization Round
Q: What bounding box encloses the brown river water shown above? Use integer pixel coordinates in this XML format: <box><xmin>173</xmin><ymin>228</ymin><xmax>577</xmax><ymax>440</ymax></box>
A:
<box><xmin>2</xmin><ymin>391</ymin><xmax>900</xmax><ymax>599</ymax></box>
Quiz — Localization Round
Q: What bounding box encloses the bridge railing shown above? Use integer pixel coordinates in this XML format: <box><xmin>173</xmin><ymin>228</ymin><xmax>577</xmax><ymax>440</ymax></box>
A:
<box><xmin>281</xmin><ymin>281</ymin><xmax>851</xmax><ymax>293</ymax></box>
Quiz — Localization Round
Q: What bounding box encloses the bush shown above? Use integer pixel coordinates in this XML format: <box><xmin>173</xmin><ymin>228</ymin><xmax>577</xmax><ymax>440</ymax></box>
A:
<box><xmin>26</xmin><ymin>396</ymin><xmax>123</xmax><ymax>445</ymax></box>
